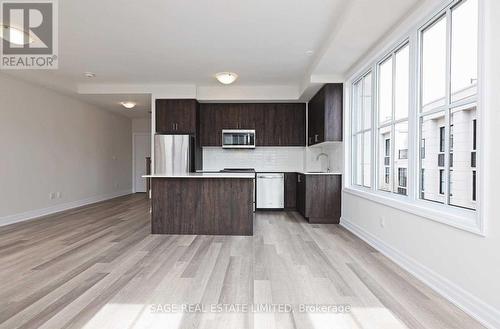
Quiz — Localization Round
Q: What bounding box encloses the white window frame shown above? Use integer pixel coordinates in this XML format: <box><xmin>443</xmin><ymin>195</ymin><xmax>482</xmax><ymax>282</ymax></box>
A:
<box><xmin>375</xmin><ymin>41</ymin><xmax>411</xmax><ymax>196</ymax></box>
<box><xmin>351</xmin><ymin>71</ymin><xmax>374</xmax><ymax>189</ymax></box>
<box><xmin>344</xmin><ymin>0</ymin><xmax>485</xmax><ymax>236</ymax></box>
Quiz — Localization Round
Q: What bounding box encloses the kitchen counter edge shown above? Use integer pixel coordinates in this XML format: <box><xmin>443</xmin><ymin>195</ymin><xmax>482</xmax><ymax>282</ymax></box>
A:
<box><xmin>143</xmin><ymin>173</ymin><xmax>256</xmax><ymax>179</ymax></box>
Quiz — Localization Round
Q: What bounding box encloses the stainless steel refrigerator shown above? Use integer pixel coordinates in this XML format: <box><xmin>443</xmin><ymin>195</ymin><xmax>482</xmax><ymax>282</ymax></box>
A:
<box><xmin>154</xmin><ymin>134</ymin><xmax>192</xmax><ymax>175</ymax></box>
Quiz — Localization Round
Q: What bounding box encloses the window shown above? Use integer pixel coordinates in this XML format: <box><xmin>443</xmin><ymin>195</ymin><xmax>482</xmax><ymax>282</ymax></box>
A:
<box><xmin>472</xmin><ymin>171</ymin><xmax>476</xmax><ymax>201</ymax></box>
<box><xmin>385</xmin><ymin>139</ymin><xmax>391</xmax><ymax>163</ymax></box>
<box><xmin>421</xmin><ymin>169</ymin><xmax>425</xmax><ymax>199</ymax></box>
<box><xmin>439</xmin><ymin>169</ymin><xmax>445</xmax><ymax>195</ymax></box>
<box><xmin>398</xmin><ymin>168</ymin><xmax>408</xmax><ymax>196</ymax></box>
<box><xmin>449</xmin><ymin>124</ymin><xmax>454</xmax><ymax>168</ymax></box>
<box><xmin>451</xmin><ymin>0</ymin><xmax>478</xmax><ymax>102</ymax></box>
<box><xmin>422</xmin><ymin>15</ymin><xmax>447</xmax><ymax>110</ymax></box>
<box><xmin>472</xmin><ymin>118</ymin><xmax>477</xmax><ymax>202</ymax></box>
<box><xmin>349</xmin><ymin>0</ymin><xmax>480</xmax><ymax>232</ymax></box>
<box><xmin>449</xmin><ymin>106</ymin><xmax>477</xmax><ymax>209</ymax></box>
<box><xmin>471</xmin><ymin>119</ymin><xmax>477</xmax><ymax>168</ymax></box>
<box><xmin>421</xmin><ymin>139</ymin><xmax>426</xmax><ymax>159</ymax></box>
<box><xmin>352</xmin><ymin>72</ymin><xmax>373</xmax><ymax>188</ymax></box>
<box><xmin>383</xmin><ymin>138</ymin><xmax>391</xmax><ymax>186</ymax></box>
<box><xmin>439</xmin><ymin>126</ymin><xmax>445</xmax><ymax>153</ymax></box>
<box><xmin>377</xmin><ymin>43</ymin><xmax>410</xmax><ymax>195</ymax></box>
<box><xmin>438</xmin><ymin>126</ymin><xmax>446</xmax><ymax>167</ymax></box>
<box><xmin>419</xmin><ymin>0</ymin><xmax>478</xmax><ymax>211</ymax></box>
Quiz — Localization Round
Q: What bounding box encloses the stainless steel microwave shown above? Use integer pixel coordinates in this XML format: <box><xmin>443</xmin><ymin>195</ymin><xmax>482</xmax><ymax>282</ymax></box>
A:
<box><xmin>222</xmin><ymin>130</ymin><xmax>256</xmax><ymax>148</ymax></box>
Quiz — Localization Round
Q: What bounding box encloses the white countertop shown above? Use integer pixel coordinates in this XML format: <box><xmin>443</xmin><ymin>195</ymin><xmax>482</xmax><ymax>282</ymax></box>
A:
<box><xmin>143</xmin><ymin>173</ymin><xmax>256</xmax><ymax>179</ymax></box>
<box><xmin>144</xmin><ymin>171</ymin><xmax>342</xmax><ymax>178</ymax></box>
<box><xmin>251</xmin><ymin>171</ymin><xmax>342</xmax><ymax>175</ymax></box>
<box><xmin>299</xmin><ymin>172</ymin><xmax>342</xmax><ymax>175</ymax></box>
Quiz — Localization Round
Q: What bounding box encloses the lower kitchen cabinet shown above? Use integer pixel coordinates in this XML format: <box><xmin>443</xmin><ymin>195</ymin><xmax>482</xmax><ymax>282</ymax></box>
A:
<box><xmin>284</xmin><ymin>173</ymin><xmax>297</xmax><ymax>209</ymax></box>
<box><xmin>296</xmin><ymin>174</ymin><xmax>341</xmax><ymax>224</ymax></box>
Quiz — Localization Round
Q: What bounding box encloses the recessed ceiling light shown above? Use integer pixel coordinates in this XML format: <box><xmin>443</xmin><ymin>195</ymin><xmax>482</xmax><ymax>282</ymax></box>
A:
<box><xmin>215</xmin><ymin>72</ymin><xmax>238</xmax><ymax>85</ymax></box>
<box><xmin>305</xmin><ymin>50</ymin><xmax>314</xmax><ymax>56</ymax></box>
<box><xmin>0</xmin><ymin>24</ymin><xmax>34</xmax><ymax>45</ymax></box>
<box><xmin>84</xmin><ymin>72</ymin><xmax>96</xmax><ymax>78</ymax></box>
<box><xmin>120</xmin><ymin>101</ymin><xmax>136</xmax><ymax>109</ymax></box>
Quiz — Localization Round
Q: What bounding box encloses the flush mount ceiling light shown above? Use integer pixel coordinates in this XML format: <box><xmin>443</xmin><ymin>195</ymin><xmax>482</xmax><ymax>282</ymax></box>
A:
<box><xmin>120</xmin><ymin>101</ymin><xmax>137</xmax><ymax>109</ymax></box>
<box><xmin>215</xmin><ymin>72</ymin><xmax>238</xmax><ymax>85</ymax></box>
<box><xmin>84</xmin><ymin>72</ymin><xmax>96</xmax><ymax>78</ymax></box>
<box><xmin>0</xmin><ymin>24</ymin><xmax>34</xmax><ymax>45</ymax></box>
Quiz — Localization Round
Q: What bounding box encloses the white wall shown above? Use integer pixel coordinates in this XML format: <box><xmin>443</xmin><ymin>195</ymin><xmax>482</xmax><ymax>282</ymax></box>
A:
<box><xmin>341</xmin><ymin>0</ymin><xmax>500</xmax><ymax>327</ymax></box>
<box><xmin>0</xmin><ymin>74</ymin><xmax>132</xmax><ymax>225</ymax></box>
<box><xmin>132</xmin><ymin>117</ymin><xmax>151</xmax><ymax>133</ymax></box>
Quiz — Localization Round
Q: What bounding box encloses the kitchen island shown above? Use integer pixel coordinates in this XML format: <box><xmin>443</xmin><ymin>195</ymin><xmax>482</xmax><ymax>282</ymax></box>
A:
<box><xmin>144</xmin><ymin>173</ymin><xmax>255</xmax><ymax>236</ymax></box>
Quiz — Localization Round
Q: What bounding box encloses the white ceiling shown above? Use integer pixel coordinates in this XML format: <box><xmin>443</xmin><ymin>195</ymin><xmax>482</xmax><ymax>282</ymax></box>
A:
<box><xmin>3</xmin><ymin>0</ymin><xmax>423</xmax><ymax>114</ymax></box>
<box><xmin>79</xmin><ymin>94</ymin><xmax>151</xmax><ymax>118</ymax></box>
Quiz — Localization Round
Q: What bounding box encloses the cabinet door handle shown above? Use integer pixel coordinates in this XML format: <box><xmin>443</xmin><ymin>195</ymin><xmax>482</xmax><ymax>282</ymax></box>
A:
<box><xmin>297</xmin><ymin>175</ymin><xmax>301</xmax><ymax>183</ymax></box>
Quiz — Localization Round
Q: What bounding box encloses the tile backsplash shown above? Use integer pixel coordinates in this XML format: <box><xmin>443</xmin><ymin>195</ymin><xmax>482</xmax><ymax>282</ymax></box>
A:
<box><xmin>203</xmin><ymin>142</ymin><xmax>344</xmax><ymax>173</ymax></box>
<box><xmin>305</xmin><ymin>142</ymin><xmax>344</xmax><ymax>173</ymax></box>
<box><xmin>203</xmin><ymin>147</ymin><xmax>305</xmax><ymax>172</ymax></box>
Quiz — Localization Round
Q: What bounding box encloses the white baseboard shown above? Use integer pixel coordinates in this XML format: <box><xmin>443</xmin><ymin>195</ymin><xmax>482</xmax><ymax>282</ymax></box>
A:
<box><xmin>0</xmin><ymin>189</ymin><xmax>133</xmax><ymax>227</ymax></box>
<box><xmin>341</xmin><ymin>217</ymin><xmax>500</xmax><ymax>329</ymax></box>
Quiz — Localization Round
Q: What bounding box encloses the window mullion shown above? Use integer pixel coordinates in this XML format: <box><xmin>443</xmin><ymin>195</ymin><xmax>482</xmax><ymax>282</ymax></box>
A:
<box><xmin>444</xmin><ymin>7</ymin><xmax>452</xmax><ymax>205</ymax></box>
<box><xmin>360</xmin><ymin>77</ymin><xmax>365</xmax><ymax>187</ymax></box>
<box><xmin>391</xmin><ymin>52</ymin><xmax>397</xmax><ymax>193</ymax></box>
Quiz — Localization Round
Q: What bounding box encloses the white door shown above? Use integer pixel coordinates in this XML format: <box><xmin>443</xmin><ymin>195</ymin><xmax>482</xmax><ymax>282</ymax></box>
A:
<box><xmin>134</xmin><ymin>134</ymin><xmax>151</xmax><ymax>193</ymax></box>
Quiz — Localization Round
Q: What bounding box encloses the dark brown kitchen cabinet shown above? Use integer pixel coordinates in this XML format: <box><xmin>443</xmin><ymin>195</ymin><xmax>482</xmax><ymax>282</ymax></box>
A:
<box><xmin>199</xmin><ymin>103</ymin><xmax>305</xmax><ymax>147</ymax></box>
<box><xmin>296</xmin><ymin>174</ymin><xmax>306</xmax><ymax>215</ymax></box>
<box><xmin>296</xmin><ymin>174</ymin><xmax>341</xmax><ymax>224</ymax></box>
<box><xmin>199</xmin><ymin>104</ymin><xmax>221</xmax><ymax>146</ymax></box>
<box><xmin>308</xmin><ymin>83</ymin><xmax>343</xmax><ymax>146</ymax></box>
<box><xmin>284</xmin><ymin>173</ymin><xmax>298</xmax><ymax>209</ymax></box>
<box><xmin>263</xmin><ymin>104</ymin><xmax>305</xmax><ymax>146</ymax></box>
<box><xmin>156</xmin><ymin>99</ymin><xmax>198</xmax><ymax>134</ymax></box>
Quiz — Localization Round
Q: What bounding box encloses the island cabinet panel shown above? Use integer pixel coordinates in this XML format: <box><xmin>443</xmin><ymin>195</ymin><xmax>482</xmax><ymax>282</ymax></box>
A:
<box><xmin>151</xmin><ymin>178</ymin><xmax>254</xmax><ymax>236</ymax></box>
<box><xmin>199</xmin><ymin>103</ymin><xmax>305</xmax><ymax>147</ymax></box>
<box><xmin>308</xmin><ymin>83</ymin><xmax>343</xmax><ymax>146</ymax></box>
<box><xmin>296</xmin><ymin>174</ymin><xmax>341</xmax><ymax>224</ymax></box>
<box><xmin>156</xmin><ymin>99</ymin><xmax>198</xmax><ymax>134</ymax></box>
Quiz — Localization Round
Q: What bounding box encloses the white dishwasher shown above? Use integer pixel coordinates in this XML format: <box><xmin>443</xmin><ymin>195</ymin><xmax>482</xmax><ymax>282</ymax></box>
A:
<box><xmin>256</xmin><ymin>173</ymin><xmax>284</xmax><ymax>209</ymax></box>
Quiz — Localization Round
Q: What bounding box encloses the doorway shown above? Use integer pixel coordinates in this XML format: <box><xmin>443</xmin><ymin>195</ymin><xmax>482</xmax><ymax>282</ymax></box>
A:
<box><xmin>133</xmin><ymin>133</ymin><xmax>151</xmax><ymax>193</ymax></box>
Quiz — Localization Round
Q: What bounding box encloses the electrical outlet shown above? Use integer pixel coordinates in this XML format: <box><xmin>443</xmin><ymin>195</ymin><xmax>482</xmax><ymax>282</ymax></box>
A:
<box><xmin>49</xmin><ymin>192</ymin><xmax>56</xmax><ymax>200</ymax></box>
<box><xmin>380</xmin><ymin>216</ymin><xmax>386</xmax><ymax>228</ymax></box>
<box><xmin>56</xmin><ymin>192</ymin><xmax>61</xmax><ymax>199</ymax></box>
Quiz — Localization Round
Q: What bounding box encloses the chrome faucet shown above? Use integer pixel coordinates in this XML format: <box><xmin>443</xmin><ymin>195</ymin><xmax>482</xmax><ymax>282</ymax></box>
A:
<box><xmin>316</xmin><ymin>153</ymin><xmax>330</xmax><ymax>172</ymax></box>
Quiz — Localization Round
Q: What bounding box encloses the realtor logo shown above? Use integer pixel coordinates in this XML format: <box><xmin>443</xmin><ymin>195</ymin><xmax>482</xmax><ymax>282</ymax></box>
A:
<box><xmin>0</xmin><ymin>0</ymin><xmax>58</xmax><ymax>69</ymax></box>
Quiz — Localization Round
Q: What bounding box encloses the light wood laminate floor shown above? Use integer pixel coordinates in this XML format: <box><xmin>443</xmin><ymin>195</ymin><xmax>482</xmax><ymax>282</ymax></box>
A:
<box><xmin>0</xmin><ymin>194</ymin><xmax>484</xmax><ymax>329</ymax></box>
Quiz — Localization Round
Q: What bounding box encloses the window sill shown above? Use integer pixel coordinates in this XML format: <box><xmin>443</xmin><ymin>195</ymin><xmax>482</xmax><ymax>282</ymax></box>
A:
<box><xmin>343</xmin><ymin>187</ymin><xmax>485</xmax><ymax>236</ymax></box>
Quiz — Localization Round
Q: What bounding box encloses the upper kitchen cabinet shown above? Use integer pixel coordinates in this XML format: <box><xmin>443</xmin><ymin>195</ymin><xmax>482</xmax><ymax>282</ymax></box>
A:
<box><xmin>263</xmin><ymin>103</ymin><xmax>305</xmax><ymax>146</ymax></box>
<box><xmin>199</xmin><ymin>104</ymin><xmax>222</xmax><ymax>146</ymax></box>
<box><xmin>199</xmin><ymin>103</ymin><xmax>305</xmax><ymax>147</ymax></box>
<box><xmin>156</xmin><ymin>99</ymin><xmax>198</xmax><ymax>134</ymax></box>
<box><xmin>308</xmin><ymin>83</ymin><xmax>343</xmax><ymax>146</ymax></box>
